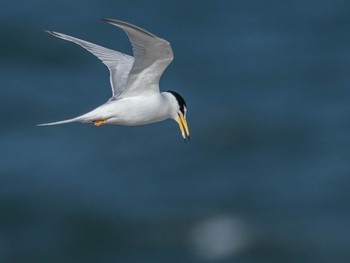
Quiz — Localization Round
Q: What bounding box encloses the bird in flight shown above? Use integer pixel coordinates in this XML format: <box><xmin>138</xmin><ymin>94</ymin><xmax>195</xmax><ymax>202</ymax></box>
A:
<box><xmin>38</xmin><ymin>19</ymin><xmax>190</xmax><ymax>141</ymax></box>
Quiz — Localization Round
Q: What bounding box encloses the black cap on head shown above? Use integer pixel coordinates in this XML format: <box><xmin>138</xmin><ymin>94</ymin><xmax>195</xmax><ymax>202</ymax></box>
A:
<box><xmin>167</xmin><ymin>90</ymin><xmax>187</xmax><ymax>116</ymax></box>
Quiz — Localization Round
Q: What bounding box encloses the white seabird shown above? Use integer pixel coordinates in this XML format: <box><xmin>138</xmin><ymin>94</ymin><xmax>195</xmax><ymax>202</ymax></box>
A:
<box><xmin>38</xmin><ymin>19</ymin><xmax>190</xmax><ymax>141</ymax></box>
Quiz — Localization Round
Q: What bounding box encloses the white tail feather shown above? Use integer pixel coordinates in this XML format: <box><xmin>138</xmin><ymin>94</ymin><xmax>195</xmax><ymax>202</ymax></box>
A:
<box><xmin>37</xmin><ymin>118</ymin><xmax>79</xmax><ymax>126</ymax></box>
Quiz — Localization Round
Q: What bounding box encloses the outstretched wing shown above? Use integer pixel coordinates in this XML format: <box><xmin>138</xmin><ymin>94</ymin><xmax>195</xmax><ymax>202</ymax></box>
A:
<box><xmin>101</xmin><ymin>19</ymin><xmax>174</xmax><ymax>98</ymax></box>
<box><xmin>46</xmin><ymin>31</ymin><xmax>134</xmax><ymax>99</ymax></box>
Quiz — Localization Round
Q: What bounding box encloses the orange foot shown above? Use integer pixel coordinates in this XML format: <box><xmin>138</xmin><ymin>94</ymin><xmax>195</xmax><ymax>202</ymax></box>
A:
<box><xmin>93</xmin><ymin>120</ymin><xmax>106</xmax><ymax>126</ymax></box>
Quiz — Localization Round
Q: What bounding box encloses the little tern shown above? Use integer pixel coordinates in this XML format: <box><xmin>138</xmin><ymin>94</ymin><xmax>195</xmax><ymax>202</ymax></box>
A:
<box><xmin>38</xmin><ymin>19</ymin><xmax>190</xmax><ymax>141</ymax></box>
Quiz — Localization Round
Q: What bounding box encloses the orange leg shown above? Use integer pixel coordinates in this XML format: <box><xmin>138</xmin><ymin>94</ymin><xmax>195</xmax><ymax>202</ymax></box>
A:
<box><xmin>93</xmin><ymin>120</ymin><xmax>106</xmax><ymax>126</ymax></box>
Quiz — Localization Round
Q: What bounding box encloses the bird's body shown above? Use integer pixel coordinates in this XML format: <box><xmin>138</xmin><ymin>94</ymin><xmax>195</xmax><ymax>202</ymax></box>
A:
<box><xmin>39</xmin><ymin>19</ymin><xmax>190</xmax><ymax>141</ymax></box>
<box><xmin>50</xmin><ymin>92</ymin><xmax>177</xmax><ymax>126</ymax></box>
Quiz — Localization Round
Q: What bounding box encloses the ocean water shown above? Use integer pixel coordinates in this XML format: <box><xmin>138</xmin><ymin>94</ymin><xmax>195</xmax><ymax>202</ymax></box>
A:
<box><xmin>1</xmin><ymin>0</ymin><xmax>350</xmax><ymax>262</ymax></box>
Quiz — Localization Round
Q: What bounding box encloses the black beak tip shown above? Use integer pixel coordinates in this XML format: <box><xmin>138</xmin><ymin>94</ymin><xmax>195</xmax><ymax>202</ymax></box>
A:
<box><xmin>183</xmin><ymin>136</ymin><xmax>190</xmax><ymax>143</ymax></box>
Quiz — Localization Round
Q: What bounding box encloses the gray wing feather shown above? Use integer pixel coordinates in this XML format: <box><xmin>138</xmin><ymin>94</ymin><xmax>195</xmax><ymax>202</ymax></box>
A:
<box><xmin>101</xmin><ymin>19</ymin><xmax>174</xmax><ymax>98</ymax></box>
<box><xmin>46</xmin><ymin>30</ymin><xmax>134</xmax><ymax>98</ymax></box>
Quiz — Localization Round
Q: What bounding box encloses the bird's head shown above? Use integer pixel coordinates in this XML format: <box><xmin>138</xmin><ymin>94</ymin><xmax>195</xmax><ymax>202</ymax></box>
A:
<box><xmin>167</xmin><ymin>90</ymin><xmax>190</xmax><ymax>142</ymax></box>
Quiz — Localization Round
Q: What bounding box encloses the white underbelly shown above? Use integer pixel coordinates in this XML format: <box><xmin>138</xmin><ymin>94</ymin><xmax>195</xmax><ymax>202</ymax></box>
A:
<box><xmin>80</xmin><ymin>95</ymin><xmax>171</xmax><ymax>126</ymax></box>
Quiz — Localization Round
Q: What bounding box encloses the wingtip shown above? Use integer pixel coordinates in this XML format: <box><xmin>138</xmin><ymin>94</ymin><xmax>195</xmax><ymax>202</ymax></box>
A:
<box><xmin>100</xmin><ymin>18</ymin><xmax>124</xmax><ymax>26</ymax></box>
<box><xmin>100</xmin><ymin>18</ymin><xmax>158</xmax><ymax>39</ymax></box>
<box><xmin>44</xmin><ymin>30</ymin><xmax>58</xmax><ymax>36</ymax></box>
<box><xmin>100</xmin><ymin>18</ymin><xmax>114</xmax><ymax>23</ymax></box>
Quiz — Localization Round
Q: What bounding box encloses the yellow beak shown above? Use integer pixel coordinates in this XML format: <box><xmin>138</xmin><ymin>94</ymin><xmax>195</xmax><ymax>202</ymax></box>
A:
<box><xmin>177</xmin><ymin>113</ymin><xmax>190</xmax><ymax>141</ymax></box>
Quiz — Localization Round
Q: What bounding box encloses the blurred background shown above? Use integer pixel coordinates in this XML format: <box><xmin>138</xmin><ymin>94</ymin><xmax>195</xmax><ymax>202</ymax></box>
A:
<box><xmin>1</xmin><ymin>0</ymin><xmax>350</xmax><ymax>262</ymax></box>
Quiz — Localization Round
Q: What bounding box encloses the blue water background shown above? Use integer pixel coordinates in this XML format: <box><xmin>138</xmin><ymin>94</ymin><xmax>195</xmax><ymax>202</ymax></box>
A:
<box><xmin>1</xmin><ymin>0</ymin><xmax>350</xmax><ymax>262</ymax></box>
